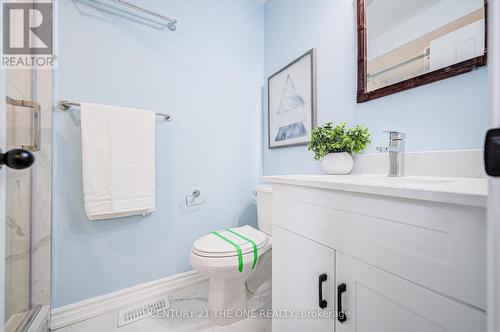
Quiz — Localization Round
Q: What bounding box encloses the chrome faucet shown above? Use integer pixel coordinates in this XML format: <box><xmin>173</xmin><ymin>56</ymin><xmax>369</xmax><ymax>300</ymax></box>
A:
<box><xmin>376</xmin><ymin>131</ymin><xmax>406</xmax><ymax>177</ymax></box>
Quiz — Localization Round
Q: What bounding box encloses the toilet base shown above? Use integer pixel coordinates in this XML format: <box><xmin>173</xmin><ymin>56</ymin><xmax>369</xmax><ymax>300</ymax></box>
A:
<box><xmin>208</xmin><ymin>276</ymin><xmax>248</xmax><ymax>326</ymax></box>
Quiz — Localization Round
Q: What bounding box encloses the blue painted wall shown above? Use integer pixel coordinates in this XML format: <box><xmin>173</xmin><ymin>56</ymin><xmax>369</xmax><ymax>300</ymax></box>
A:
<box><xmin>53</xmin><ymin>0</ymin><xmax>263</xmax><ymax>307</ymax></box>
<box><xmin>53</xmin><ymin>0</ymin><xmax>489</xmax><ymax>307</ymax></box>
<box><xmin>263</xmin><ymin>0</ymin><xmax>489</xmax><ymax>175</ymax></box>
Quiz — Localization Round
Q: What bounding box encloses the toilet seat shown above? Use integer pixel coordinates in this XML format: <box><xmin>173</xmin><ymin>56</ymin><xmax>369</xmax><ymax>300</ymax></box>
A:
<box><xmin>192</xmin><ymin>225</ymin><xmax>268</xmax><ymax>258</ymax></box>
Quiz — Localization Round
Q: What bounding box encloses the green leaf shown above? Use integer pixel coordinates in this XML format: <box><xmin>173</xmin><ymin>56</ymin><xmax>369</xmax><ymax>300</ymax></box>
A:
<box><xmin>308</xmin><ymin>122</ymin><xmax>371</xmax><ymax>160</ymax></box>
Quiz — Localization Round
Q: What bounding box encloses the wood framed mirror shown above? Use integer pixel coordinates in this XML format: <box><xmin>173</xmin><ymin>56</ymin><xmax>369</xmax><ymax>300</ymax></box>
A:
<box><xmin>357</xmin><ymin>0</ymin><xmax>487</xmax><ymax>103</ymax></box>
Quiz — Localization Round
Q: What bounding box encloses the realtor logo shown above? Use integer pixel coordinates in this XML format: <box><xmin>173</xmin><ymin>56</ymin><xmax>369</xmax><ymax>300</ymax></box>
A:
<box><xmin>2</xmin><ymin>1</ymin><xmax>54</xmax><ymax>68</ymax></box>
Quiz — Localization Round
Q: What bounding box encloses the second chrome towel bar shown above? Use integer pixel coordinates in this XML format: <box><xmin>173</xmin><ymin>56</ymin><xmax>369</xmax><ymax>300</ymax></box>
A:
<box><xmin>58</xmin><ymin>100</ymin><xmax>172</xmax><ymax>121</ymax></box>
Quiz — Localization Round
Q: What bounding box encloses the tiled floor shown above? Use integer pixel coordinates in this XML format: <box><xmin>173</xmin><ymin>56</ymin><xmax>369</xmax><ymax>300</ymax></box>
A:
<box><xmin>55</xmin><ymin>280</ymin><xmax>271</xmax><ymax>332</ymax></box>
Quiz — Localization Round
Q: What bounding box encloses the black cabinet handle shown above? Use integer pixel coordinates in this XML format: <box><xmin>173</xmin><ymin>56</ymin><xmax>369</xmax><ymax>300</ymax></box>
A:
<box><xmin>318</xmin><ymin>273</ymin><xmax>328</xmax><ymax>309</ymax></box>
<box><xmin>337</xmin><ymin>283</ymin><xmax>347</xmax><ymax>323</ymax></box>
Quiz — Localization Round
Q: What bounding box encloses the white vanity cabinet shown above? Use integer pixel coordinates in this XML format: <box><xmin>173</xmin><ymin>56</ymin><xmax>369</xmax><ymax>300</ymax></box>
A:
<box><xmin>266</xmin><ymin>175</ymin><xmax>488</xmax><ymax>332</ymax></box>
<box><xmin>336</xmin><ymin>252</ymin><xmax>485</xmax><ymax>332</ymax></box>
<box><xmin>272</xmin><ymin>226</ymin><xmax>335</xmax><ymax>331</ymax></box>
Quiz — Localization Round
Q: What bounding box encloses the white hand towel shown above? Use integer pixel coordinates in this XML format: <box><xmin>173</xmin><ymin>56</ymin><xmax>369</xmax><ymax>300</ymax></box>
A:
<box><xmin>81</xmin><ymin>103</ymin><xmax>156</xmax><ymax>220</ymax></box>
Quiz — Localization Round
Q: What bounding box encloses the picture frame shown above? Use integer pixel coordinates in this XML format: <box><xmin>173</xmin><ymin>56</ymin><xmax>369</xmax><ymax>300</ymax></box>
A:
<box><xmin>268</xmin><ymin>49</ymin><xmax>317</xmax><ymax>149</ymax></box>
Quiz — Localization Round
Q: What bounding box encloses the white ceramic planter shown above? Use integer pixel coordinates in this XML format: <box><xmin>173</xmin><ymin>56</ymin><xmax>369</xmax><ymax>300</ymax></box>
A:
<box><xmin>321</xmin><ymin>152</ymin><xmax>354</xmax><ymax>175</ymax></box>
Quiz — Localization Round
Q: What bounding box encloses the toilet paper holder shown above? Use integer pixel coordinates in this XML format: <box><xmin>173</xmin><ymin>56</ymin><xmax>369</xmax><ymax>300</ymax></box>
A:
<box><xmin>185</xmin><ymin>189</ymin><xmax>205</xmax><ymax>207</ymax></box>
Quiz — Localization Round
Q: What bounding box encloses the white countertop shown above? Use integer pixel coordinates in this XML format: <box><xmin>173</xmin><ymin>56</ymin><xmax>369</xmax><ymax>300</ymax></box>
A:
<box><xmin>261</xmin><ymin>174</ymin><xmax>488</xmax><ymax>208</ymax></box>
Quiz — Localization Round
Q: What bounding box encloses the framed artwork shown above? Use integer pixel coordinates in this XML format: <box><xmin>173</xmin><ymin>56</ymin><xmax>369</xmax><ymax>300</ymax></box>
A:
<box><xmin>268</xmin><ymin>49</ymin><xmax>317</xmax><ymax>149</ymax></box>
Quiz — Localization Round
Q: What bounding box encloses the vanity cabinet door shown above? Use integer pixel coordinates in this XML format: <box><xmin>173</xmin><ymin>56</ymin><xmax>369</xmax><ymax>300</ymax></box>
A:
<box><xmin>335</xmin><ymin>252</ymin><xmax>486</xmax><ymax>332</ymax></box>
<box><xmin>273</xmin><ymin>225</ymin><xmax>335</xmax><ymax>332</ymax></box>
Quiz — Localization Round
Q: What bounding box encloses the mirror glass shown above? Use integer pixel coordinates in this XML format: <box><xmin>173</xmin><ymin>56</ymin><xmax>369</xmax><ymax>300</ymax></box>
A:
<box><xmin>366</xmin><ymin>0</ymin><xmax>485</xmax><ymax>92</ymax></box>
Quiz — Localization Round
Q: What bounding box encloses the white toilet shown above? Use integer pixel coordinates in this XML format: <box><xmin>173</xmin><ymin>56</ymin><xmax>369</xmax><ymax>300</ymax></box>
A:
<box><xmin>190</xmin><ymin>185</ymin><xmax>273</xmax><ymax>326</ymax></box>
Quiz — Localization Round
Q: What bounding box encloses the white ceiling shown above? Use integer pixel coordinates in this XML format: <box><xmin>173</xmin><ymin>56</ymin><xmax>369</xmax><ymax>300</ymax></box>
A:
<box><xmin>367</xmin><ymin>0</ymin><xmax>444</xmax><ymax>39</ymax></box>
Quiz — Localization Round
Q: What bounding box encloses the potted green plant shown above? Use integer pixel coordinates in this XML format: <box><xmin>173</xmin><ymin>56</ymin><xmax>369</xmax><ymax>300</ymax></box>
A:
<box><xmin>308</xmin><ymin>122</ymin><xmax>371</xmax><ymax>174</ymax></box>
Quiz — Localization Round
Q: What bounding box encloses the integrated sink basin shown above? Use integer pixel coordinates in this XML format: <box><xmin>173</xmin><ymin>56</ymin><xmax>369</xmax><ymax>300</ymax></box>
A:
<box><xmin>339</xmin><ymin>174</ymin><xmax>453</xmax><ymax>185</ymax></box>
<box><xmin>384</xmin><ymin>177</ymin><xmax>451</xmax><ymax>184</ymax></box>
<box><xmin>384</xmin><ymin>177</ymin><xmax>453</xmax><ymax>185</ymax></box>
<box><xmin>262</xmin><ymin>174</ymin><xmax>488</xmax><ymax>208</ymax></box>
<box><xmin>279</xmin><ymin>174</ymin><xmax>457</xmax><ymax>187</ymax></box>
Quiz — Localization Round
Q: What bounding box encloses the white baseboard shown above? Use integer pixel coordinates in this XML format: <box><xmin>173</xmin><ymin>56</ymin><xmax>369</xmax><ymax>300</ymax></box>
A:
<box><xmin>50</xmin><ymin>270</ymin><xmax>207</xmax><ymax>330</ymax></box>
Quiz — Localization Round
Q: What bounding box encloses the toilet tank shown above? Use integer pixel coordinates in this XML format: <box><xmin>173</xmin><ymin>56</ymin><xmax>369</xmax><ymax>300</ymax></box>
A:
<box><xmin>256</xmin><ymin>184</ymin><xmax>273</xmax><ymax>236</ymax></box>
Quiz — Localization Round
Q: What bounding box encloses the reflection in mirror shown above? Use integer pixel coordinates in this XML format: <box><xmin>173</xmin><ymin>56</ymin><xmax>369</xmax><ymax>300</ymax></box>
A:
<box><xmin>366</xmin><ymin>0</ymin><xmax>485</xmax><ymax>92</ymax></box>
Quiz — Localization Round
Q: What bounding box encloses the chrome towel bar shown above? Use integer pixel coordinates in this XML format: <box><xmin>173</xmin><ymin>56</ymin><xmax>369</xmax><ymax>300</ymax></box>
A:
<box><xmin>110</xmin><ymin>0</ymin><xmax>177</xmax><ymax>31</ymax></box>
<box><xmin>58</xmin><ymin>100</ymin><xmax>172</xmax><ymax>121</ymax></box>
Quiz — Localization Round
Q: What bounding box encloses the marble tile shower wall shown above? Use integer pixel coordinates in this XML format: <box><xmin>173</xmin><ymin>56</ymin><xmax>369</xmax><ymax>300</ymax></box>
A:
<box><xmin>6</xmin><ymin>68</ymin><xmax>33</xmax><ymax>318</ymax></box>
<box><xmin>31</xmin><ymin>69</ymin><xmax>52</xmax><ymax>306</ymax></box>
<box><xmin>5</xmin><ymin>67</ymin><xmax>52</xmax><ymax>317</ymax></box>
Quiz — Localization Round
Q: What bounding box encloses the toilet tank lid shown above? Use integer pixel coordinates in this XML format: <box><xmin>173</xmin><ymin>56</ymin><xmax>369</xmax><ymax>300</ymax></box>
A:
<box><xmin>192</xmin><ymin>226</ymin><xmax>268</xmax><ymax>258</ymax></box>
<box><xmin>256</xmin><ymin>184</ymin><xmax>272</xmax><ymax>194</ymax></box>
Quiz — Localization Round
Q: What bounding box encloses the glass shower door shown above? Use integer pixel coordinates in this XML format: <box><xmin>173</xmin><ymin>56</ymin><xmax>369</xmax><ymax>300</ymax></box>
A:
<box><xmin>3</xmin><ymin>67</ymin><xmax>52</xmax><ymax>332</ymax></box>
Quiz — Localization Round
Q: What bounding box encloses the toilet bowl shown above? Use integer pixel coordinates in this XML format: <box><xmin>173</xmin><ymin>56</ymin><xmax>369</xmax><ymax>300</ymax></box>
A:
<box><xmin>190</xmin><ymin>226</ymin><xmax>271</xmax><ymax>326</ymax></box>
<box><xmin>190</xmin><ymin>185</ymin><xmax>273</xmax><ymax>326</ymax></box>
